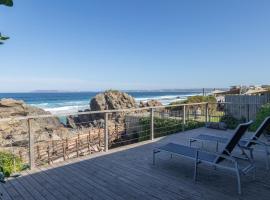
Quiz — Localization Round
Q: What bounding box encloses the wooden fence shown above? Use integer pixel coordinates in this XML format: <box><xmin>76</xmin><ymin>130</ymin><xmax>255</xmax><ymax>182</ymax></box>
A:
<box><xmin>34</xmin><ymin>129</ymin><xmax>104</xmax><ymax>166</ymax></box>
<box><xmin>225</xmin><ymin>94</ymin><xmax>270</xmax><ymax>120</ymax></box>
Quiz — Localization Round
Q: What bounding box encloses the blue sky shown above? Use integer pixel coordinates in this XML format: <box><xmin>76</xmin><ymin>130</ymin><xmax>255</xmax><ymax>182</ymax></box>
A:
<box><xmin>0</xmin><ymin>0</ymin><xmax>270</xmax><ymax>92</ymax></box>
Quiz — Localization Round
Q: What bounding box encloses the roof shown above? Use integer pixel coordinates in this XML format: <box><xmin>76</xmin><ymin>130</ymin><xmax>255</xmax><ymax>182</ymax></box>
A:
<box><xmin>211</xmin><ymin>90</ymin><xmax>225</xmax><ymax>94</ymax></box>
<box><xmin>212</xmin><ymin>88</ymin><xmax>241</xmax><ymax>95</ymax></box>
<box><xmin>244</xmin><ymin>88</ymin><xmax>270</xmax><ymax>95</ymax></box>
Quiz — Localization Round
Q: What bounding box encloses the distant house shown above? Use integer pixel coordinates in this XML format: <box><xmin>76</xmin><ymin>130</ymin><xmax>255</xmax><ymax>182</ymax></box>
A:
<box><xmin>219</xmin><ymin>88</ymin><xmax>241</xmax><ymax>95</ymax></box>
<box><xmin>262</xmin><ymin>85</ymin><xmax>270</xmax><ymax>89</ymax></box>
<box><xmin>211</xmin><ymin>90</ymin><xmax>225</xmax><ymax>96</ymax></box>
<box><xmin>211</xmin><ymin>86</ymin><xmax>246</xmax><ymax>102</ymax></box>
<box><xmin>244</xmin><ymin>87</ymin><xmax>270</xmax><ymax>95</ymax></box>
<box><xmin>211</xmin><ymin>90</ymin><xmax>226</xmax><ymax>102</ymax></box>
<box><xmin>212</xmin><ymin>85</ymin><xmax>270</xmax><ymax>103</ymax></box>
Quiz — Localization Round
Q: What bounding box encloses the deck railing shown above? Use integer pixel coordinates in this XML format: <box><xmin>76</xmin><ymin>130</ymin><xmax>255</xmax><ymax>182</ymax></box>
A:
<box><xmin>0</xmin><ymin>101</ymin><xmax>264</xmax><ymax>169</ymax></box>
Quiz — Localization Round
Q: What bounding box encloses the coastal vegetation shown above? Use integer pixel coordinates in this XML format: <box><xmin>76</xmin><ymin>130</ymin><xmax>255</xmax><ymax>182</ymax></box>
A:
<box><xmin>169</xmin><ymin>95</ymin><xmax>222</xmax><ymax>123</ymax></box>
<box><xmin>105</xmin><ymin>89</ymin><xmax>120</xmax><ymax>93</ymax></box>
<box><xmin>169</xmin><ymin>95</ymin><xmax>217</xmax><ymax>113</ymax></box>
<box><xmin>217</xmin><ymin>103</ymin><xmax>270</xmax><ymax>131</ymax></box>
<box><xmin>138</xmin><ymin>117</ymin><xmax>205</xmax><ymax>142</ymax></box>
<box><xmin>0</xmin><ymin>151</ymin><xmax>23</xmax><ymax>177</ymax></box>
<box><xmin>250</xmin><ymin>103</ymin><xmax>270</xmax><ymax>133</ymax></box>
<box><xmin>219</xmin><ymin>115</ymin><xmax>245</xmax><ymax>129</ymax></box>
<box><xmin>170</xmin><ymin>95</ymin><xmax>216</xmax><ymax>105</ymax></box>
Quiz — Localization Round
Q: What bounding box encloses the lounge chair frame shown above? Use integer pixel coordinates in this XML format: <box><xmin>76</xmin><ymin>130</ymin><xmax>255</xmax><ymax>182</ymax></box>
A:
<box><xmin>153</xmin><ymin>121</ymin><xmax>254</xmax><ymax>195</ymax></box>
<box><xmin>190</xmin><ymin>117</ymin><xmax>270</xmax><ymax>169</ymax></box>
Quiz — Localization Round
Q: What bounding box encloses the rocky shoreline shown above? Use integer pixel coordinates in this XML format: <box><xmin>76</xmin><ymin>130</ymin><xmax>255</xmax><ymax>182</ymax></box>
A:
<box><xmin>0</xmin><ymin>90</ymin><xmax>163</xmax><ymax>164</ymax></box>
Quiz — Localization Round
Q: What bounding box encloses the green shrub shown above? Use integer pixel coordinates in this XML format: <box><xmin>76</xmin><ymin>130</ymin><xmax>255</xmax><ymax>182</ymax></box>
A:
<box><xmin>137</xmin><ymin>117</ymin><xmax>151</xmax><ymax>142</ymax></box>
<box><xmin>184</xmin><ymin>120</ymin><xmax>205</xmax><ymax>130</ymax></box>
<box><xmin>139</xmin><ymin>117</ymin><xmax>205</xmax><ymax>141</ymax></box>
<box><xmin>170</xmin><ymin>95</ymin><xmax>216</xmax><ymax>105</ymax></box>
<box><xmin>105</xmin><ymin>89</ymin><xmax>120</xmax><ymax>93</ymax></box>
<box><xmin>220</xmin><ymin>115</ymin><xmax>245</xmax><ymax>129</ymax></box>
<box><xmin>181</xmin><ymin>95</ymin><xmax>216</xmax><ymax>104</ymax></box>
<box><xmin>0</xmin><ymin>151</ymin><xmax>23</xmax><ymax>177</ymax></box>
<box><xmin>250</xmin><ymin>103</ymin><xmax>270</xmax><ymax>133</ymax></box>
<box><xmin>169</xmin><ymin>95</ymin><xmax>217</xmax><ymax>114</ymax></box>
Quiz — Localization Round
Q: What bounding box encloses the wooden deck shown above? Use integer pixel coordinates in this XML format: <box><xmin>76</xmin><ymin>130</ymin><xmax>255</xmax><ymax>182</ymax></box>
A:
<box><xmin>1</xmin><ymin>127</ymin><xmax>270</xmax><ymax>200</ymax></box>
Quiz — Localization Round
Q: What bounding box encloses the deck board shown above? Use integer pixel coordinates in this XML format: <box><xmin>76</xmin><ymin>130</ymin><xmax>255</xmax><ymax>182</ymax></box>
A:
<box><xmin>14</xmin><ymin>173</ymin><xmax>47</xmax><ymax>200</ymax></box>
<box><xmin>23</xmin><ymin>170</ymin><xmax>58</xmax><ymax>200</ymax></box>
<box><xmin>9</xmin><ymin>177</ymin><xmax>36</xmax><ymax>200</ymax></box>
<box><xmin>1</xmin><ymin>127</ymin><xmax>270</xmax><ymax>200</ymax></box>
<box><xmin>76</xmin><ymin>158</ymin><xmax>168</xmax><ymax>200</ymax></box>
<box><xmin>47</xmin><ymin>160</ymin><xmax>123</xmax><ymax>200</ymax></box>
<box><xmin>28</xmin><ymin>168</ymin><xmax>73</xmax><ymax>200</ymax></box>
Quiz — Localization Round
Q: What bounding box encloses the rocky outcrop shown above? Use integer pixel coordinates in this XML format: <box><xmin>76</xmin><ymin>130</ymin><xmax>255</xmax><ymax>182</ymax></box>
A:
<box><xmin>66</xmin><ymin>116</ymin><xmax>77</xmax><ymax>129</ymax></box>
<box><xmin>90</xmin><ymin>90</ymin><xmax>137</xmax><ymax>111</ymax></box>
<box><xmin>91</xmin><ymin>90</ymin><xmax>137</xmax><ymax>122</ymax></box>
<box><xmin>139</xmin><ymin>100</ymin><xmax>163</xmax><ymax>108</ymax></box>
<box><xmin>67</xmin><ymin>91</ymin><xmax>166</xmax><ymax>129</ymax></box>
<box><xmin>66</xmin><ymin>109</ymin><xmax>95</xmax><ymax>129</ymax></box>
<box><xmin>0</xmin><ymin>98</ymin><xmax>64</xmax><ymax>147</ymax></box>
<box><xmin>67</xmin><ymin>91</ymin><xmax>138</xmax><ymax>128</ymax></box>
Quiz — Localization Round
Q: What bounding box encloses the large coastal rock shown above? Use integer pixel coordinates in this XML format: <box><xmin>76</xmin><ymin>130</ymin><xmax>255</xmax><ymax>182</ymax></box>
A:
<box><xmin>90</xmin><ymin>90</ymin><xmax>137</xmax><ymax>122</ymax></box>
<box><xmin>0</xmin><ymin>98</ymin><xmax>64</xmax><ymax>147</ymax></box>
<box><xmin>67</xmin><ymin>91</ymin><xmax>137</xmax><ymax>128</ymax></box>
<box><xmin>90</xmin><ymin>90</ymin><xmax>137</xmax><ymax>111</ymax></box>
<box><xmin>67</xmin><ymin>91</ymin><xmax>164</xmax><ymax>129</ymax></box>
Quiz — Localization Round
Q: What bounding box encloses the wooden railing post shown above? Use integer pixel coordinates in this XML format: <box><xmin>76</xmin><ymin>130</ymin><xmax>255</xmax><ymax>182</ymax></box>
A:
<box><xmin>182</xmin><ymin>105</ymin><xmax>186</xmax><ymax>131</ymax></box>
<box><xmin>52</xmin><ymin>140</ymin><xmax>55</xmax><ymax>155</ymax></box>
<box><xmin>104</xmin><ymin>112</ymin><xmax>109</xmax><ymax>152</ymax></box>
<box><xmin>76</xmin><ymin>138</ymin><xmax>79</xmax><ymax>157</ymax></box>
<box><xmin>87</xmin><ymin>134</ymin><xmax>91</xmax><ymax>154</ymax></box>
<box><xmin>27</xmin><ymin>118</ymin><xmax>35</xmax><ymax>169</ymax></box>
<box><xmin>150</xmin><ymin>108</ymin><xmax>155</xmax><ymax>140</ymax></box>
<box><xmin>62</xmin><ymin>140</ymin><xmax>66</xmax><ymax>161</ymax></box>
<box><xmin>66</xmin><ymin>138</ymin><xmax>68</xmax><ymax>150</ymax></box>
<box><xmin>19</xmin><ymin>150</ymin><xmax>23</xmax><ymax>161</ymax></box>
<box><xmin>116</xmin><ymin>125</ymin><xmax>119</xmax><ymax>139</ymax></box>
<box><xmin>37</xmin><ymin>145</ymin><xmax>40</xmax><ymax>159</ymax></box>
<box><xmin>98</xmin><ymin>128</ymin><xmax>101</xmax><ymax>147</ymax></box>
<box><xmin>205</xmin><ymin>103</ymin><xmax>209</xmax><ymax>123</ymax></box>
<box><xmin>47</xmin><ymin>145</ymin><xmax>51</xmax><ymax>164</ymax></box>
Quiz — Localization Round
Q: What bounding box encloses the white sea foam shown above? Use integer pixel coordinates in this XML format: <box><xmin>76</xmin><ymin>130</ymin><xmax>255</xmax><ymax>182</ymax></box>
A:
<box><xmin>30</xmin><ymin>103</ymin><xmax>50</xmax><ymax>108</ymax></box>
<box><xmin>34</xmin><ymin>93</ymin><xmax>200</xmax><ymax>114</ymax></box>
<box><xmin>134</xmin><ymin>93</ymin><xmax>199</xmax><ymax>105</ymax></box>
<box><xmin>44</xmin><ymin>105</ymin><xmax>89</xmax><ymax>114</ymax></box>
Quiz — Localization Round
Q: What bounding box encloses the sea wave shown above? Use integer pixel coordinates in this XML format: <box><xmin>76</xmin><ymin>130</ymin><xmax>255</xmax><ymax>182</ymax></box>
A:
<box><xmin>134</xmin><ymin>93</ymin><xmax>199</xmax><ymax>105</ymax></box>
<box><xmin>29</xmin><ymin>102</ymin><xmax>50</xmax><ymax>107</ymax></box>
<box><xmin>32</xmin><ymin>92</ymin><xmax>201</xmax><ymax>114</ymax></box>
<box><xmin>44</xmin><ymin>105</ymin><xmax>89</xmax><ymax>114</ymax></box>
<box><xmin>33</xmin><ymin>100</ymin><xmax>88</xmax><ymax>108</ymax></box>
<box><xmin>32</xmin><ymin>100</ymin><xmax>90</xmax><ymax>114</ymax></box>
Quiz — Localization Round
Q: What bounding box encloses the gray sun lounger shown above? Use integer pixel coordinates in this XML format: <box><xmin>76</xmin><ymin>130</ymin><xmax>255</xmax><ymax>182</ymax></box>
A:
<box><xmin>190</xmin><ymin>116</ymin><xmax>270</xmax><ymax>169</ymax></box>
<box><xmin>153</xmin><ymin>121</ymin><xmax>254</xmax><ymax>195</ymax></box>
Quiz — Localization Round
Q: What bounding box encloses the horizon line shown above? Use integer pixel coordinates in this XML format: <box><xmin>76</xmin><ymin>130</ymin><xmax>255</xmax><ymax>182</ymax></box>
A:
<box><xmin>0</xmin><ymin>88</ymin><xmax>225</xmax><ymax>94</ymax></box>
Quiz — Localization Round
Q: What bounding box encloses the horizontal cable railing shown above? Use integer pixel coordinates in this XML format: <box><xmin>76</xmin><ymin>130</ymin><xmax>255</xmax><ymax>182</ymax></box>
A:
<box><xmin>0</xmin><ymin>102</ymin><xmax>208</xmax><ymax>122</ymax></box>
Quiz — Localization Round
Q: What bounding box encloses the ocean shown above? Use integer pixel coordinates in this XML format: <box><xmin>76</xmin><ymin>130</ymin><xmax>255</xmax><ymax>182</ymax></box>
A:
<box><xmin>0</xmin><ymin>91</ymin><xmax>204</xmax><ymax>114</ymax></box>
